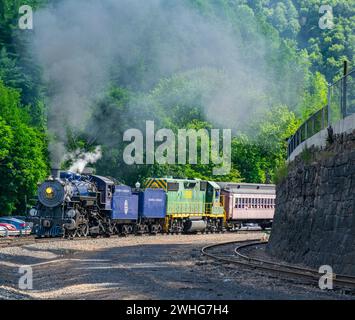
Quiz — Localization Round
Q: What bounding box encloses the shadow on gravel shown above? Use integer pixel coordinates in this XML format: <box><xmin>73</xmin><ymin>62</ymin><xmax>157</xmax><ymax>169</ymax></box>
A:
<box><xmin>0</xmin><ymin>246</ymin><xmax>87</xmax><ymax>290</ymax></box>
<box><xmin>1</xmin><ymin>242</ymin><xmax>352</xmax><ymax>300</ymax></box>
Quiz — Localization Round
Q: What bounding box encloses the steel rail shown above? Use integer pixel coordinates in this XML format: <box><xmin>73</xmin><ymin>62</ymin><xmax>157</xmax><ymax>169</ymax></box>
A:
<box><xmin>0</xmin><ymin>235</ymin><xmax>89</xmax><ymax>248</ymax></box>
<box><xmin>235</xmin><ymin>241</ymin><xmax>355</xmax><ymax>288</ymax></box>
<box><xmin>234</xmin><ymin>241</ymin><xmax>316</xmax><ymax>273</ymax></box>
<box><xmin>201</xmin><ymin>240</ymin><xmax>355</xmax><ymax>290</ymax></box>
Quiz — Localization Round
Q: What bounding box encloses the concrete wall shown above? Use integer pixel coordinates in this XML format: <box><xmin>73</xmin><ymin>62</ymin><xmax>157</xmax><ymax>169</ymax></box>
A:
<box><xmin>267</xmin><ymin>129</ymin><xmax>355</xmax><ymax>276</ymax></box>
<box><xmin>288</xmin><ymin>113</ymin><xmax>355</xmax><ymax>161</ymax></box>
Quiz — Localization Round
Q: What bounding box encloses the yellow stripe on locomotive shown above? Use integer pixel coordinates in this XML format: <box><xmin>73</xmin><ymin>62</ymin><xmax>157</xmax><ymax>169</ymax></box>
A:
<box><xmin>144</xmin><ymin>178</ymin><xmax>167</xmax><ymax>190</ymax></box>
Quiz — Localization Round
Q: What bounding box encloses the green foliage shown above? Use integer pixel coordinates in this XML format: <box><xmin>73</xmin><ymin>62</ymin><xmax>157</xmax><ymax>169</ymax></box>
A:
<box><xmin>295</xmin><ymin>0</ymin><xmax>354</xmax><ymax>81</ymax></box>
<box><xmin>0</xmin><ymin>47</ymin><xmax>24</xmax><ymax>89</ymax></box>
<box><xmin>232</xmin><ymin>105</ymin><xmax>300</xmax><ymax>183</ymax></box>
<box><xmin>298</xmin><ymin>71</ymin><xmax>328</xmax><ymax>120</ymax></box>
<box><xmin>0</xmin><ymin>115</ymin><xmax>13</xmax><ymax>161</ymax></box>
<box><xmin>247</xmin><ymin>0</ymin><xmax>354</xmax><ymax>81</ymax></box>
<box><xmin>0</xmin><ymin>81</ymin><xmax>48</xmax><ymax>215</ymax></box>
<box><xmin>300</xmin><ymin>146</ymin><xmax>313</xmax><ymax>164</ymax></box>
<box><xmin>0</xmin><ymin>1</ymin><xmax>49</xmax><ymax>214</ymax></box>
<box><xmin>0</xmin><ymin>0</ymin><xmax>47</xmax><ymax>113</ymax></box>
<box><xmin>231</xmin><ymin>135</ymin><xmax>268</xmax><ymax>183</ymax></box>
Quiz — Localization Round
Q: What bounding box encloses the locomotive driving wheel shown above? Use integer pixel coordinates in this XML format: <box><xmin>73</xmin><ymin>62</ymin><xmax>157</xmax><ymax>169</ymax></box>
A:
<box><xmin>68</xmin><ymin>223</ymin><xmax>89</xmax><ymax>238</ymax></box>
<box><xmin>111</xmin><ymin>223</ymin><xmax>119</xmax><ymax>235</ymax></box>
<box><xmin>65</xmin><ymin>229</ymin><xmax>76</xmax><ymax>239</ymax></box>
<box><xmin>78</xmin><ymin>223</ymin><xmax>89</xmax><ymax>237</ymax></box>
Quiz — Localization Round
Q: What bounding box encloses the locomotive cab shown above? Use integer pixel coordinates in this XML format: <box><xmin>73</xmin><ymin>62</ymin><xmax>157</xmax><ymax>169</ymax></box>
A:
<box><xmin>90</xmin><ymin>175</ymin><xmax>115</xmax><ymax>211</ymax></box>
<box><xmin>205</xmin><ymin>181</ymin><xmax>225</xmax><ymax>216</ymax></box>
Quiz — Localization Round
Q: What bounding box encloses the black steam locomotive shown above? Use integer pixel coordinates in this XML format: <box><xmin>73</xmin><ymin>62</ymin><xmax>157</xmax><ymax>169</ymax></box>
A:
<box><xmin>30</xmin><ymin>169</ymin><xmax>115</xmax><ymax>237</ymax></box>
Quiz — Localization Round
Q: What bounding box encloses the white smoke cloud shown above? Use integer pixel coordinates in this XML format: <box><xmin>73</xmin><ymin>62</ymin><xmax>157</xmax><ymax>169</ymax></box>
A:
<box><xmin>67</xmin><ymin>146</ymin><xmax>102</xmax><ymax>173</ymax></box>
<box><xmin>30</xmin><ymin>0</ymin><xmax>305</xmax><ymax>167</ymax></box>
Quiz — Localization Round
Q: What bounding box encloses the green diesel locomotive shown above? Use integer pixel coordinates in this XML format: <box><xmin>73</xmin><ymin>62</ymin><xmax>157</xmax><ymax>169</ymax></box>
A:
<box><xmin>145</xmin><ymin>177</ymin><xmax>225</xmax><ymax>233</ymax></box>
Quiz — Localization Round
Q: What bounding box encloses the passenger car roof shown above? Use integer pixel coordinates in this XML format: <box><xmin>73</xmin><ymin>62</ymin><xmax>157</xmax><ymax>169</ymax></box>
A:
<box><xmin>207</xmin><ymin>181</ymin><xmax>221</xmax><ymax>189</ymax></box>
<box><xmin>217</xmin><ymin>182</ymin><xmax>275</xmax><ymax>194</ymax></box>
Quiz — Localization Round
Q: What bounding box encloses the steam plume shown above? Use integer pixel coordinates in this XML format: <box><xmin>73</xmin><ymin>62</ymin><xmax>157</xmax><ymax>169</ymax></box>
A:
<box><xmin>30</xmin><ymin>0</ymin><xmax>305</xmax><ymax>167</ymax></box>
<box><xmin>67</xmin><ymin>146</ymin><xmax>102</xmax><ymax>174</ymax></box>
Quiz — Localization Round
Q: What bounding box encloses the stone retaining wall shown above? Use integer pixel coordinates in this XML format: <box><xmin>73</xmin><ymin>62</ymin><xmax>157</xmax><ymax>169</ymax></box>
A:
<box><xmin>267</xmin><ymin>130</ymin><xmax>355</xmax><ymax>276</ymax></box>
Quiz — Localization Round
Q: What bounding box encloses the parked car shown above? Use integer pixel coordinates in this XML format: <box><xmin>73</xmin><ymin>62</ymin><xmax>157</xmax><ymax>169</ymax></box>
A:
<box><xmin>0</xmin><ymin>217</ymin><xmax>32</xmax><ymax>236</ymax></box>
<box><xmin>0</xmin><ymin>226</ymin><xmax>8</xmax><ymax>237</ymax></box>
<box><xmin>0</xmin><ymin>223</ymin><xmax>19</xmax><ymax>236</ymax></box>
<box><xmin>0</xmin><ymin>217</ymin><xmax>31</xmax><ymax>236</ymax></box>
<box><xmin>11</xmin><ymin>216</ymin><xmax>34</xmax><ymax>230</ymax></box>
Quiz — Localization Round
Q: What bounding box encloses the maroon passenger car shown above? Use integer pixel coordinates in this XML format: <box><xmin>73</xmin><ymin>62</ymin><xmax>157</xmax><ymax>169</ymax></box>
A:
<box><xmin>218</xmin><ymin>182</ymin><xmax>276</xmax><ymax>230</ymax></box>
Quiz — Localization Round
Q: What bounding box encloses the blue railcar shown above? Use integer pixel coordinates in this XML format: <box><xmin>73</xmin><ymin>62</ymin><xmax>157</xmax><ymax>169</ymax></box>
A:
<box><xmin>138</xmin><ymin>188</ymin><xmax>166</xmax><ymax>219</ymax></box>
<box><xmin>110</xmin><ymin>185</ymin><xmax>138</xmax><ymax>235</ymax></box>
<box><xmin>111</xmin><ymin>185</ymin><xmax>139</xmax><ymax>221</ymax></box>
<box><xmin>134</xmin><ymin>188</ymin><xmax>166</xmax><ymax>233</ymax></box>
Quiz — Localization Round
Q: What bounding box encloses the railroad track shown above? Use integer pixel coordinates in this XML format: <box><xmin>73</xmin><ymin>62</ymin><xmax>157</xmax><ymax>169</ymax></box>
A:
<box><xmin>202</xmin><ymin>240</ymin><xmax>355</xmax><ymax>291</ymax></box>
<box><xmin>0</xmin><ymin>236</ymin><xmax>37</xmax><ymax>248</ymax></box>
<box><xmin>0</xmin><ymin>236</ymin><xmax>90</xmax><ymax>249</ymax></box>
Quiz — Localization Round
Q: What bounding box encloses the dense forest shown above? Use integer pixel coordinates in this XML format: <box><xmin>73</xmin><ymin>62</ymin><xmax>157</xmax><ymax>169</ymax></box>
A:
<box><xmin>0</xmin><ymin>0</ymin><xmax>353</xmax><ymax>214</ymax></box>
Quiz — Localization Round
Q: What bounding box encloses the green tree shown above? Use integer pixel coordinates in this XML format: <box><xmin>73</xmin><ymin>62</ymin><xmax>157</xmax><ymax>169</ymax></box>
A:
<box><xmin>0</xmin><ymin>116</ymin><xmax>13</xmax><ymax>161</ymax></box>
<box><xmin>0</xmin><ymin>81</ymin><xmax>48</xmax><ymax>215</ymax></box>
<box><xmin>298</xmin><ymin>71</ymin><xmax>328</xmax><ymax>119</ymax></box>
<box><xmin>233</xmin><ymin>105</ymin><xmax>300</xmax><ymax>183</ymax></box>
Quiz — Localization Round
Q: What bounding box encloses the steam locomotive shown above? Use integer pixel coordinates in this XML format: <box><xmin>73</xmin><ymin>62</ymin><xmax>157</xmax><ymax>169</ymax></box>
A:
<box><xmin>29</xmin><ymin>170</ymin><xmax>274</xmax><ymax>238</ymax></box>
<box><xmin>29</xmin><ymin>170</ymin><xmax>114</xmax><ymax>237</ymax></box>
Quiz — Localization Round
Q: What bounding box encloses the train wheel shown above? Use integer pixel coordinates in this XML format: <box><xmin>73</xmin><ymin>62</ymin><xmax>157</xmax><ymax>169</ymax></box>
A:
<box><xmin>65</xmin><ymin>229</ymin><xmax>76</xmax><ymax>239</ymax></box>
<box><xmin>124</xmin><ymin>225</ymin><xmax>129</xmax><ymax>235</ymax></box>
<box><xmin>150</xmin><ymin>224</ymin><xmax>161</xmax><ymax>234</ymax></box>
<box><xmin>111</xmin><ymin>223</ymin><xmax>118</xmax><ymax>235</ymax></box>
<box><xmin>80</xmin><ymin>223</ymin><xmax>89</xmax><ymax>237</ymax></box>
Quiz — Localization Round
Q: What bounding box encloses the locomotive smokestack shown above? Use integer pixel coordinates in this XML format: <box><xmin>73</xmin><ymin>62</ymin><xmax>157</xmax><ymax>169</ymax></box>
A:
<box><xmin>50</xmin><ymin>168</ymin><xmax>60</xmax><ymax>179</ymax></box>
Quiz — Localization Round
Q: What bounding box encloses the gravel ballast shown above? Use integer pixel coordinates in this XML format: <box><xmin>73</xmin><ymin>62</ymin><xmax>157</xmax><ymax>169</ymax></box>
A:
<box><xmin>0</xmin><ymin>232</ymin><xmax>353</xmax><ymax>300</ymax></box>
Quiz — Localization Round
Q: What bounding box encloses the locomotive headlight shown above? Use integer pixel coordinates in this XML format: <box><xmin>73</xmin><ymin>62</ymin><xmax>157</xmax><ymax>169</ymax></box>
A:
<box><xmin>66</xmin><ymin>209</ymin><xmax>76</xmax><ymax>218</ymax></box>
<box><xmin>45</xmin><ymin>187</ymin><xmax>54</xmax><ymax>199</ymax></box>
<box><xmin>29</xmin><ymin>208</ymin><xmax>37</xmax><ymax>217</ymax></box>
<box><xmin>38</xmin><ymin>180</ymin><xmax>65</xmax><ymax>208</ymax></box>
